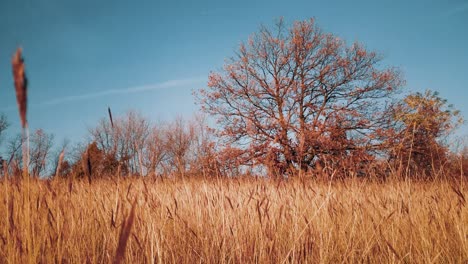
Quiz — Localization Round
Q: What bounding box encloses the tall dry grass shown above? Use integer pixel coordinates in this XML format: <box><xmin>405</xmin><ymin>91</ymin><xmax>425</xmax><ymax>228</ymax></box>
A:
<box><xmin>0</xmin><ymin>176</ymin><xmax>466</xmax><ymax>263</ymax></box>
<box><xmin>10</xmin><ymin>46</ymin><xmax>35</xmax><ymax>264</ymax></box>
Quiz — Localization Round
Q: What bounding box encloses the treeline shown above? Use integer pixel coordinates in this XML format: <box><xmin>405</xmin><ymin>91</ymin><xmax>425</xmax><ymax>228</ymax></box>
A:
<box><xmin>0</xmin><ymin>112</ymin><xmax>221</xmax><ymax>179</ymax></box>
<box><xmin>0</xmin><ymin>108</ymin><xmax>467</xmax><ymax>180</ymax></box>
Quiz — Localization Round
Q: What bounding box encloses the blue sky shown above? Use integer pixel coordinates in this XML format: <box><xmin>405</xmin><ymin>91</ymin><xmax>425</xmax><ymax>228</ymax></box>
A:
<box><xmin>0</xmin><ymin>0</ymin><xmax>467</xmax><ymax>150</ymax></box>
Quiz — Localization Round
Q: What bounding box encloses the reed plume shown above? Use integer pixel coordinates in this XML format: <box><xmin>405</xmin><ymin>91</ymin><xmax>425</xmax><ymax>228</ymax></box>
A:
<box><xmin>108</xmin><ymin>107</ymin><xmax>122</xmax><ymax>177</ymax></box>
<box><xmin>108</xmin><ymin>106</ymin><xmax>114</xmax><ymax>128</ymax></box>
<box><xmin>12</xmin><ymin>48</ymin><xmax>27</xmax><ymax>129</ymax></box>
<box><xmin>12</xmin><ymin>47</ymin><xmax>29</xmax><ymax>177</ymax></box>
<box><xmin>55</xmin><ymin>149</ymin><xmax>65</xmax><ymax>178</ymax></box>
<box><xmin>12</xmin><ymin>47</ymin><xmax>32</xmax><ymax>262</ymax></box>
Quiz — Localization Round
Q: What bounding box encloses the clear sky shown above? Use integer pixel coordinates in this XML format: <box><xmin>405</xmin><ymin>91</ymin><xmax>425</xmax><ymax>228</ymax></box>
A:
<box><xmin>0</xmin><ymin>0</ymin><xmax>467</xmax><ymax>150</ymax></box>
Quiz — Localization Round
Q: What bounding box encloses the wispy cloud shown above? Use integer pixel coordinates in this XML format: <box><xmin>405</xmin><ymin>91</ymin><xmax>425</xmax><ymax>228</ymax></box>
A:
<box><xmin>442</xmin><ymin>2</ymin><xmax>468</xmax><ymax>17</ymax></box>
<box><xmin>0</xmin><ymin>77</ymin><xmax>205</xmax><ymax>111</ymax></box>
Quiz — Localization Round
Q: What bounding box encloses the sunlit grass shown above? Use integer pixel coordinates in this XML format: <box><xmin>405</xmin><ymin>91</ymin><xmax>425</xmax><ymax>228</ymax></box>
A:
<box><xmin>0</xmin><ymin>176</ymin><xmax>467</xmax><ymax>263</ymax></box>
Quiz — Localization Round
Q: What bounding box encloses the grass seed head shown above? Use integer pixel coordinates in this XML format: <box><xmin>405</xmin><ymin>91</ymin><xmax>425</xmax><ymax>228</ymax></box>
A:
<box><xmin>12</xmin><ymin>47</ymin><xmax>28</xmax><ymax>129</ymax></box>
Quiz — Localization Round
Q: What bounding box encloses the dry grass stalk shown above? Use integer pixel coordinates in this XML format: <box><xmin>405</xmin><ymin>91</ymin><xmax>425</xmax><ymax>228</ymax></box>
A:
<box><xmin>114</xmin><ymin>199</ymin><xmax>137</xmax><ymax>264</ymax></box>
<box><xmin>12</xmin><ymin>48</ymin><xmax>29</xmax><ymax>178</ymax></box>
<box><xmin>108</xmin><ymin>107</ymin><xmax>123</xmax><ymax>179</ymax></box>
<box><xmin>2</xmin><ymin>160</ymin><xmax>8</xmax><ymax>179</ymax></box>
<box><xmin>82</xmin><ymin>147</ymin><xmax>92</xmax><ymax>184</ymax></box>
<box><xmin>11</xmin><ymin>47</ymin><xmax>32</xmax><ymax>263</ymax></box>
<box><xmin>55</xmin><ymin>149</ymin><xmax>65</xmax><ymax>178</ymax></box>
<box><xmin>108</xmin><ymin>107</ymin><xmax>114</xmax><ymax>129</ymax></box>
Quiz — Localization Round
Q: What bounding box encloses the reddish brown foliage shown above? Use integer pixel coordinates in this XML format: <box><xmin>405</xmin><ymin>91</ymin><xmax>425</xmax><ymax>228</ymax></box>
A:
<box><xmin>197</xmin><ymin>18</ymin><xmax>404</xmax><ymax>176</ymax></box>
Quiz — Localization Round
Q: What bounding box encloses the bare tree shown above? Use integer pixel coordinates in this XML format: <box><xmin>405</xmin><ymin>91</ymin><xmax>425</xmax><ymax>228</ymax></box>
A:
<box><xmin>89</xmin><ymin>110</ymin><xmax>150</xmax><ymax>176</ymax></box>
<box><xmin>89</xmin><ymin>116</ymin><xmax>115</xmax><ymax>154</ymax></box>
<box><xmin>197</xmin><ymin>18</ymin><xmax>403</xmax><ymax>176</ymax></box>
<box><xmin>165</xmin><ymin>117</ymin><xmax>196</xmax><ymax>177</ymax></box>
<box><xmin>189</xmin><ymin>114</ymin><xmax>219</xmax><ymax>178</ymax></box>
<box><xmin>5</xmin><ymin>134</ymin><xmax>23</xmax><ymax>176</ymax></box>
<box><xmin>122</xmin><ymin>111</ymin><xmax>150</xmax><ymax>175</ymax></box>
<box><xmin>143</xmin><ymin>122</ymin><xmax>168</xmax><ymax>177</ymax></box>
<box><xmin>29</xmin><ymin>129</ymin><xmax>54</xmax><ymax>178</ymax></box>
<box><xmin>0</xmin><ymin>114</ymin><xmax>8</xmax><ymax>144</ymax></box>
<box><xmin>0</xmin><ymin>115</ymin><xmax>8</xmax><ymax>176</ymax></box>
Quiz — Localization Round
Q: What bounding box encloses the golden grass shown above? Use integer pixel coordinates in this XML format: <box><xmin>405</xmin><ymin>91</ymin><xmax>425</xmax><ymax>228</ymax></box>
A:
<box><xmin>0</xmin><ymin>176</ymin><xmax>467</xmax><ymax>263</ymax></box>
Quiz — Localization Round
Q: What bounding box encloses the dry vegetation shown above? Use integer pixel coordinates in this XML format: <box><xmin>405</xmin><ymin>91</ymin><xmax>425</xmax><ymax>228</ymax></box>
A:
<box><xmin>0</xmin><ymin>176</ymin><xmax>466</xmax><ymax>263</ymax></box>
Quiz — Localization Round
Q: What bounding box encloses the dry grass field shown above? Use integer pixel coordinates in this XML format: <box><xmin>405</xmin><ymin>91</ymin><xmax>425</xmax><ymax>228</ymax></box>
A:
<box><xmin>0</xmin><ymin>176</ymin><xmax>467</xmax><ymax>263</ymax></box>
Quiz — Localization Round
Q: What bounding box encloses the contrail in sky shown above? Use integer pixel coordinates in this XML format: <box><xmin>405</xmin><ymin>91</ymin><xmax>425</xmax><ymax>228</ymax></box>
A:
<box><xmin>0</xmin><ymin>77</ymin><xmax>205</xmax><ymax>111</ymax></box>
<box><xmin>41</xmin><ymin>77</ymin><xmax>205</xmax><ymax>106</ymax></box>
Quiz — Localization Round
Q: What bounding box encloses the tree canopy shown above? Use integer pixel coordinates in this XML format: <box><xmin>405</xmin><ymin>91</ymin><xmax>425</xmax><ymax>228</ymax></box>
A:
<box><xmin>197</xmin><ymin>18</ymin><xmax>404</xmax><ymax>176</ymax></box>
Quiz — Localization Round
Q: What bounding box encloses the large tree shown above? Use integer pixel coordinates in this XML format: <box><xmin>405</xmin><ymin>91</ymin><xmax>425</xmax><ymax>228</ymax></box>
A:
<box><xmin>197</xmin><ymin>18</ymin><xmax>403</xmax><ymax>176</ymax></box>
